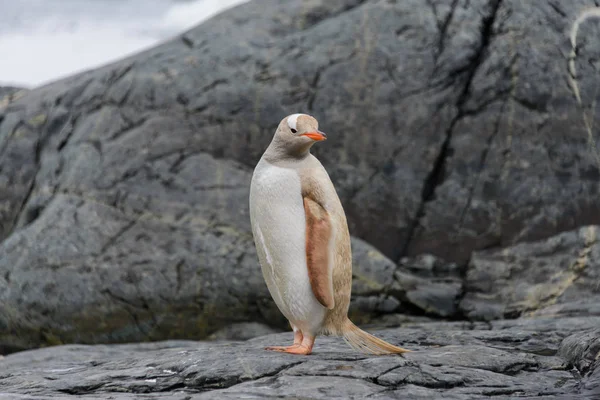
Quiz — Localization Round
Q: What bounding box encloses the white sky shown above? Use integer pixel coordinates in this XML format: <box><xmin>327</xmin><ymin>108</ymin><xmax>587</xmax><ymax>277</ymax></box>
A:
<box><xmin>0</xmin><ymin>0</ymin><xmax>248</xmax><ymax>88</ymax></box>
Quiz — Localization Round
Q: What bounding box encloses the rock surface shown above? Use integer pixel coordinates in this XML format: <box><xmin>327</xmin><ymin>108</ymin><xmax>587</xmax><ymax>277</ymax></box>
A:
<box><xmin>1</xmin><ymin>320</ymin><xmax>598</xmax><ymax>399</ymax></box>
<box><xmin>461</xmin><ymin>225</ymin><xmax>600</xmax><ymax>321</ymax></box>
<box><xmin>0</xmin><ymin>0</ymin><xmax>599</xmax><ymax>353</ymax></box>
<box><xmin>0</xmin><ymin>87</ymin><xmax>26</xmax><ymax>107</ymax></box>
<box><xmin>559</xmin><ymin>329</ymin><xmax>600</xmax><ymax>396</ymax></box>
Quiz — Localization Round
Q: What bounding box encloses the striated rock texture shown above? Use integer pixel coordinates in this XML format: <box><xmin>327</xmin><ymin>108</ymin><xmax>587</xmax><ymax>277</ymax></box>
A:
<box><xmin>461</xmin><ymin>225</ymin><xmax>600</xmax><ymax>321</ymax></box>
<box><xmin>0</xmin><ymin>0</ymin><xmax>599</xmax><ymax>356</ymax></box>
<box><xmin>1</xmin><ymin>320</ymin><xmax>599</xmax><ymax>399</ymax></box>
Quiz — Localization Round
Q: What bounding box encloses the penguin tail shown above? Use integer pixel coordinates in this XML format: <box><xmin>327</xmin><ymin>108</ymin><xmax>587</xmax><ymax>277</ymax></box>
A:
<box><xmin>341</xmin><ymin>319</ymin><xmax>411</xmax><ymax>355</ymax></box>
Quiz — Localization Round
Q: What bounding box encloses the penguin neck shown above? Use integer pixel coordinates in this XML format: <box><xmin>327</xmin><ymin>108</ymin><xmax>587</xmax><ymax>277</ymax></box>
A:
<box><xmin>263</xmin><ymin>135</ymin><xmax>313</xmax><ymax>164</ymax></box>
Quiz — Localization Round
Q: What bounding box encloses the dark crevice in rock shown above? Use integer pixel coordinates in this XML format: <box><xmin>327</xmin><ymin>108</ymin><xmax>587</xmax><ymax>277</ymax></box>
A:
<box><xmin>427</xmin><ymin>0</ymin><xmax>459</xmax><ymax>64</ymax></box>
<box><xmin>54</xmin><ymin>78</ymin><xmax>93</xmax><ymax>108</ymax></box>
<box><xmin>373</xmin><ymin>363</ymin><xmax>408</xmax><ymax>385</ymax></box>
<box><xmin>347</xmin><ymin>100</ymin><xmax>445</xmax><ymax>227</ymax></box>
<box><xmin>200</xmin><ymin>79</ymin><xmax>229</xmax><ymax>93</ymax></box>
<box><xmin>108</xmin><ymin>63</ymin><xmax>135</xmax><ymax>86</ymax></box>
<box><xmin>181</xmin><ymin>35</ymin><xmax>195</xmax><ymax>49</ymax></box>
<box><xmin>398</xmin><ymin>0</ymin><xmax>503</xmax><ymax>262</ymax></box>
<box><xmin>20</xmin><ymin>204</ymin><xmax>44</xmax><ymax>227</ymax></box>
<box><xmin>101</xmin><ymin>289</ymin><xmax>152</xmax><ymax>340</ymax></box>
<box><xmin>484</xmin><ymin>388</ymin><xmax>526</xmax><ymax>396</ymax></box>
<box><xmin>56</xmin><ymin>115</ymin><xmax>76</xmax><ymax>152</ymax></box>
<box><xmin>98</xmin><ymin>219</ymin><xmax>138</xmax><ymax>255</ymax></box>
<box><xmin>294</xmin><ymin>0</ymin><xmax>370</xmax><ymax>34</ymax></box>
<box><xmin>307</xmin><ymin>70</ymin><xmax>321</xmax><ymax>112</ymax></box>
<box><xmin>397</xmin><ymin>119</ymin><xmax>453</xmax><ymax>261</ymax></box>
<box><xmin>175</xmin><ymin>259</ymin><xmax>185</xmax><ymax>293</ymax></box>
<box><xmin>57</xmin><ymin>383</ymin><xmax>105</xmax><ymax>395</ymax></box>
<box><xmin>548</xmin><ymin>1</ymin><xmax>567</xmax><ymax>18</ymax></box>
<box><xmin>107</xmin><ymin>115</ymin><xmax>148</xmax><ymax>142</ymax></box>
<box><xmin>106</xmin><ymin>68</ymin><xmax>136</xmax><ymax>107</ymax></box>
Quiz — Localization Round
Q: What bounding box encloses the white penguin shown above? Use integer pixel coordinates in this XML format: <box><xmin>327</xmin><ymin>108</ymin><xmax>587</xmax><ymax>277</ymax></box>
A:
<box><xmin>249</xmin><ymin>113</ymin><xmax>411</xmax><ymax>355</ymax></box>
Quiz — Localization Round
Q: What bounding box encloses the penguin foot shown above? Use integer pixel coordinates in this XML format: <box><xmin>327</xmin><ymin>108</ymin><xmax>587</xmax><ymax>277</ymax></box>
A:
<box><xmin>265</xmin><ymin>345</ymin><xmax>301</xmax><ymax>352</ymax></box>
<box><xmin>265</xmin><ymin>334</ymin><xmax>314</xmax><ymax>355</ymax></box>
<box><xmin>281</xmin><ymin>344</ymin><xmax>312</xmax><ymax>355</ymax></box>
<box><xmin>265</xmin><ymin>344</ymin><xmax>312</xmax><ymax>355</ymax></box>
<box><xmin>265</xmin><ymin>327</ymin><xmax>304</xmax><ymax>353</ymax></box>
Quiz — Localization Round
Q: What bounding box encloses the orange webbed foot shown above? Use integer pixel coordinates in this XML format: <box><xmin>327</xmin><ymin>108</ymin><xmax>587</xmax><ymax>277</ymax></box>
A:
<box><xmin>264</xmin><ymin>344</ymin><xmax>312</xmax><ymax>355</ymax></box>
<box><xmin>280</xmin><ymin>344</ymin><xmax>312</xmax><ymax>355</ymax></box>
<box><xmin>265</xmin><ymin>332</ymin><xmax>314</xmax><ymax>355</ymax></box>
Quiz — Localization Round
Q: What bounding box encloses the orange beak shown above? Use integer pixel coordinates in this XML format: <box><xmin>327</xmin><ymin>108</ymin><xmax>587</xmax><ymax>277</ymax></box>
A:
<box><xmin>301</xmin><ymin>131</ymin><xmax>327</xmax><ymax>141</ymax></box>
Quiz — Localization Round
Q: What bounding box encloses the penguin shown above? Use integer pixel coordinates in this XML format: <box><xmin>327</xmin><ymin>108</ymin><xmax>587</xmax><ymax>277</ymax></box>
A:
<box><xmin>249</xmin><ymin>113</ymin><xmax>411</xmax><ymax>355</ymax></box>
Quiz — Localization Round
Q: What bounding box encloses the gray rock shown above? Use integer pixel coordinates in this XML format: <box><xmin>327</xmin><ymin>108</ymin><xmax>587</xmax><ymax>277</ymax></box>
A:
<box><xmin>0</xmin><ymin>321</ymin><xmax>596</xmax><ymax>399</ymax></box>
<box><xmin>559</xmin><ymin>329</ymin><xmax>600</xmax><ymax>397</ymax></box>
<box><xmin>208</xmin><ymin>322</ymin><xmax>280</xmax><ymax>341</ymax></box>
<box><xmin>460</xmin><ymin>225</ymin><xmax>600</xmax><ymax>321</ymax></box>
<box><xmin>0</xmin><ymin>87</ymin><xmax>26</xmax><ymax>108</ymax></box>
<box><xmin>390</xmin><ymin>254</ymin><xmax>463</xmax><ymax>317</ymax></box>
<box><xmin>0</xmin><ymin>201</ymin><xmax>396</xmax><ymax>351</ymax></box>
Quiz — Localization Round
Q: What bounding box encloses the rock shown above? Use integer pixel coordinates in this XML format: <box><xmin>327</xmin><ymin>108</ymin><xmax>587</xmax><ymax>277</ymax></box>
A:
<box><xmin>391</xmin><ymin>254</ymin><xmax>463</xmax><ymax>318</ymax></box>
<box><xmin>0</xmin><ymin>87</ymin><xmax>27</xmax><ymax>108</ymax></box>
<box><xmin>0</xmin><ymin>0</ymin><xmax>599</xmax><ymax>351</ymax></box>
<box><xmin>347</xmin><ymin>243</ymin><xmax>465</xmax><ymax>321</ymax></box>
<box><xmin>0</xmin><ymin>207</ymin><xmax>399</xmax><ymax>352</ymax></box>
<box><xmin>460</xmin><ymin>225</ymin><xmax>600</xmax><ymax>321</ymax></box>
<box><xmin>559</xmin><ymin>329</ymin><xmax>600</xmax><ymax>396</ymax></box>
<box><xmin>1</xmin><ymin>320</ymin><xmax>596</xmax><ymax>399</ymax></box>
<box><xmin>208</xmin><ymin>322</ymin><xmax>280</xmax><ymax>341</ymax></box>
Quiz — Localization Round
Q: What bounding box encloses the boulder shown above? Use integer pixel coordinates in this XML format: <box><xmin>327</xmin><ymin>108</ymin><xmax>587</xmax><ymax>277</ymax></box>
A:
<box><xmin>0</xmin><ymin>212</ymin><xmax>400</xmax><ymax>352</ymax></box>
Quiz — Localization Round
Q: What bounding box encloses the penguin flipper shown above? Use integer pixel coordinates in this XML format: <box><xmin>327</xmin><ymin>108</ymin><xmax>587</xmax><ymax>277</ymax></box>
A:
<box><xmin>303</xmin><ymin>197</ymin><xmax>335</xmax><ymax>310</ymax></box>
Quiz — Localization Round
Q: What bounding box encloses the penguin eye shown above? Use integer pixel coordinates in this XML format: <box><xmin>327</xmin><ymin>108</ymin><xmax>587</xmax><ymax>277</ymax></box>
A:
<box><xmin>291</xmin><ymin>128</ymin><xmax>297</xmax><ymax>134</ymax></box>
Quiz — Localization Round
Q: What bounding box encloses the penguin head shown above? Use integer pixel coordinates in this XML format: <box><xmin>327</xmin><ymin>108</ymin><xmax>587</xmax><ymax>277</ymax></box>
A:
<box><xmin>269</xmin><ymin>113</ymin><xmax>327</xmax><ymax>158</ymax></box>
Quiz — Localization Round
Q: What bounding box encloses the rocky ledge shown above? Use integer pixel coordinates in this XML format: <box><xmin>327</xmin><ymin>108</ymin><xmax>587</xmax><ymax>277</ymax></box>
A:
<box><xmin>1</xmin><ymin>319</ymin><xmax>599</xmax><ymax>399</ymax></box>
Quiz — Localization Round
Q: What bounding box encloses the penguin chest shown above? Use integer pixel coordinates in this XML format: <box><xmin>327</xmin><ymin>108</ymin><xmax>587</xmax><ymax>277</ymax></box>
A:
<box><xmin>249</xmin><ymin>162</ymin><xmax>327</xmax><ymax>330</ymax></box>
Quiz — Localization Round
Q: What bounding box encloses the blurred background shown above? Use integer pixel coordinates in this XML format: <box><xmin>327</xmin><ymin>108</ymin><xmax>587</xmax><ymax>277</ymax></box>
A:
<box><xmin>0</xmin><ymin>0</ymin><xmax>247</xmax><ymax>87</ymax></box>
<box><xmin>0</xmin><ymin>0</ymin><xmax>599</xmax><ymax>358</ymax></box>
